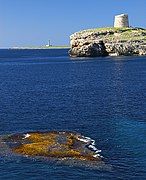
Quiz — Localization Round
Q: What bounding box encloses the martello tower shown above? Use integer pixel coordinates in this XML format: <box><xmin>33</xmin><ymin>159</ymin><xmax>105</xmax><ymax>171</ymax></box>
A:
<box><xmin>114</xmin><ymin>14</ymin><xmax>129</xmax><ymax>28</ymax></box>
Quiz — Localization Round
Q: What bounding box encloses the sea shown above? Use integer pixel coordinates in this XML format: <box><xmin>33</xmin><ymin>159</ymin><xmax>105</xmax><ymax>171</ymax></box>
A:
<box><xmin>0</xmin><ymin>49</ymin><xmax>146</xmax><ymax>180</ymax></box>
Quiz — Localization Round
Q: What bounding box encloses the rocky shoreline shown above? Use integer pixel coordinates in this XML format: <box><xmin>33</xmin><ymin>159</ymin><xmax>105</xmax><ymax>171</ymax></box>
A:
<box><xmin>69</xmin><ymin>27</ymin><xmax>146</xmax><ymax>57</ymax></box>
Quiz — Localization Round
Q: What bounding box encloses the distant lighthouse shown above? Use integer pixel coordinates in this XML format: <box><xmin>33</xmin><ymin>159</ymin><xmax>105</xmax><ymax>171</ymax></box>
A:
<box><xmin>114</xmin><ymin>14</ymin><xmax>129</xmax><ymax>28</ymax></box>
<box><xmin>46</xmin><ymin>40</ymin><xmax>52</xmax><ymax>47</ymax></box>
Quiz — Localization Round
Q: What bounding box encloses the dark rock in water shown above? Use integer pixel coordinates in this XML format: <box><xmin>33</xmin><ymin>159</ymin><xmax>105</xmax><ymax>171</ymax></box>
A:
<box><xmin>1</xmin><ymin>131</ymin><xmax>102</xmax><ymax>162</ymax></box>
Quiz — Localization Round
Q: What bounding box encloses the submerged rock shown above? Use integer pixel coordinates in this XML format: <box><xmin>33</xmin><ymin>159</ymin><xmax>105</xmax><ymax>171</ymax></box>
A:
<box><xmin>1</xmin><ymin>131</ymin><xmax>102</xmax><ymax>162</ymax></box>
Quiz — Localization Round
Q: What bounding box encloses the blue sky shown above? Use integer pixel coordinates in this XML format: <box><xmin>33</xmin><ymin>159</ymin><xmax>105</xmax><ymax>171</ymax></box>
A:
<box><xmin>0</xmin><ymin>0</ymin><xmax>145</xmax><ymax>47</ymax></box>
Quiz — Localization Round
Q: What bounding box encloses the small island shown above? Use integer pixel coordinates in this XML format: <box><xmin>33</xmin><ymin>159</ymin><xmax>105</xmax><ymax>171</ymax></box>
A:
<box><xmin>69</xmin><ymin>14</ymin><xmax>146</xmax><ymax>57</ymax></box>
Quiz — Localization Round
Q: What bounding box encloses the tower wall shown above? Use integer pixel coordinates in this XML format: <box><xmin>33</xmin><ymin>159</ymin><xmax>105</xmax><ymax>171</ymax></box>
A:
<box><xmin>114</xmin><ymin>14</ymin><xmax>129</xmax><ymax>28</ymax></box>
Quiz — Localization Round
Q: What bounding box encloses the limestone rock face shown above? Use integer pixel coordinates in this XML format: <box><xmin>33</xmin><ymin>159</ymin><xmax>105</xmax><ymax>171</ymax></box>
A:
<box><xmin>69</xmin><ymin>27</ymin><xmax>146</xmax><ymax>57</ymax></box>
<box><xmin>69</xmin><ymin>40</ymin><xmax>108</xmax><ymax>57</ymax></box>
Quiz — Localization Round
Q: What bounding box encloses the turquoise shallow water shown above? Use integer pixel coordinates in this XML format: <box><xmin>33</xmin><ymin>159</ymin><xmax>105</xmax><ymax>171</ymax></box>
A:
<box><xmin>0</xmin><ymin>49</ymin><xmax>146</xmax><ymax>179</ymax></box>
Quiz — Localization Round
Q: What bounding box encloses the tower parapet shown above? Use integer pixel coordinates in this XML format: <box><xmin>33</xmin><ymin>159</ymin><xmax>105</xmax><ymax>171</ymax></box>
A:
<box><xmin>114</xmin><ymin>14</ymin><xmax>129</xmax><ymax>28</ymax></box>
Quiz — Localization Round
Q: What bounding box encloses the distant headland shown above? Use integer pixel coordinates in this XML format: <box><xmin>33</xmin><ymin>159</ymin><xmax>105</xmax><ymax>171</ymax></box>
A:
<box><xmin>10</xmin><ymin>45</ymin><xmax>70</xmax><ymax>50</ymax></box>
<box><xmin>69</xmin><ymin>14</ymin><xmax>146</xmax><ymax>57</ymax></box>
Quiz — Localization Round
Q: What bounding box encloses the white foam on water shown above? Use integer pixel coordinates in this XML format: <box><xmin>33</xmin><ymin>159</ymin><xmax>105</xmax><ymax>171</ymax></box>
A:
<box><xmin>77</xmin><ymin>137</ymin><xmax>90</xmax><ymax>143</ymax></box>
<box><xmin>77</xmin><ymin>135</ymin><xmax>102</xmax><ymax>159</ymax></box>
<box><xmin>84</xmin><ymin>136</ymin><xmax>93</xmax><ymax>140</ymax></box>
<box><xmin>93</xmin><ymin>154</ymin><xmax>101</xmax><ymax>158</ymax></box>
<box><xmin>23</xmin><ymin>134</ymin><xmax>31</xmax><ymax>139</ymax></box>
<box><xmin>88</xmin><ymin>145</ymin><xmax>98</xmax><ymax>151</ymax></box>
<box><xmin>95</xmin><ymin>150</ymin><xmax>102</xmax><ymax>153</ymax></box>
<box><xmin>78</xmin><ymin>136</ymin><xmax>94</xmax><ymax>143</ymax></box>
<box><xmin>91</xmin><ymin>140</ymin><xmax>95</xmax><ymax>146</ymax></box>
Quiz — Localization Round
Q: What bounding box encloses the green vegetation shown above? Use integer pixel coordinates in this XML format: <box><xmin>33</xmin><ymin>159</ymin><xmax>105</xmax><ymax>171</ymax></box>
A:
<box><xmin>80</xmin><ymin>27</ymin><xmax>131</xmax><ymax>32</ymax></box>
<box><xmin>77</xmin><ymin>27</ymin><xmax>146</xmax><ymax>43</ymax></box>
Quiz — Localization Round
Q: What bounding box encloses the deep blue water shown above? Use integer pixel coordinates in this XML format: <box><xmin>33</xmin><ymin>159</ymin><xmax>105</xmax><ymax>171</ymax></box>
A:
<box><xmin>0</xmin><ymin>49</ymin><xmax>146</xmax><ymax>179</ymax></box>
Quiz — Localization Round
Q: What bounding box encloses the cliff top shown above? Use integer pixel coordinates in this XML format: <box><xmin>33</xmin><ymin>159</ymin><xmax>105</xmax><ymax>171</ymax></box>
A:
<box><xmin>71</xmin><ymin>27</ymin><xmax>146</xmax><ymax>43</ymax></box>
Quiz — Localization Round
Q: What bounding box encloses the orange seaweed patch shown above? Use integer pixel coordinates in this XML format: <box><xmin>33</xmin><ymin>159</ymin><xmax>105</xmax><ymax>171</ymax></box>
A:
<box><xmin>25</xmin><ymin>132</ymin><xmax>58</xmax><ymax>143</ymax></box>
<box><xmin>4</xmin><ymin>131</ymin><xmax>102</xmax><ymax>162</ymax></box>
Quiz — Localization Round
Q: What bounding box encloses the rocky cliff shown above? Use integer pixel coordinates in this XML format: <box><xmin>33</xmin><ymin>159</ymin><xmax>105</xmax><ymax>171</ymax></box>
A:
<box><xmin>69</xmin><ymin>27</ymin><xmax>146</xmax><ymax>57</ymax></box>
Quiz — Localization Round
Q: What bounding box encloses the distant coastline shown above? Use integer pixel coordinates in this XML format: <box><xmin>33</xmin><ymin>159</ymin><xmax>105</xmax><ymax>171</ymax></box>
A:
<box><xmin>8</xmin><ymin>45</ymin><xmax>70</xmax><ymax>50</ymax></box>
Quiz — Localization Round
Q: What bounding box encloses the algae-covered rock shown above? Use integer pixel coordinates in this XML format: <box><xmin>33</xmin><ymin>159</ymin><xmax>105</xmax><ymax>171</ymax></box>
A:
<box><xmin>2</xmin><ymin>131</ymin><xmax>102</xmax><ymax>162</ymax></box>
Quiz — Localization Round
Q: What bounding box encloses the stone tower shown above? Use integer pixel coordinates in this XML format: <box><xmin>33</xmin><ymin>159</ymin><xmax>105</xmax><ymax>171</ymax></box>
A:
<box><xmin>114</xmin><ymin>14</ymin><xmax>129</xmax><ymax>28</ymax></box>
